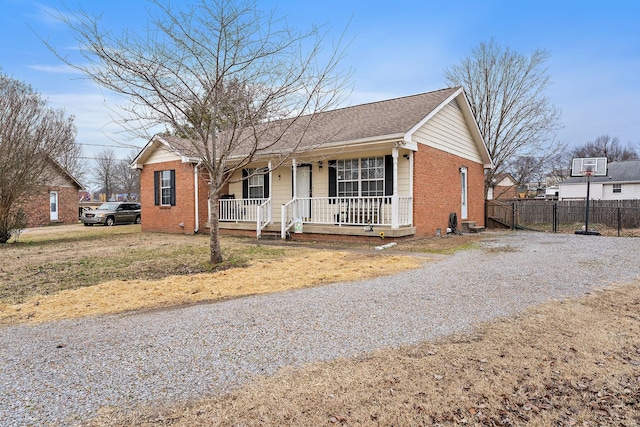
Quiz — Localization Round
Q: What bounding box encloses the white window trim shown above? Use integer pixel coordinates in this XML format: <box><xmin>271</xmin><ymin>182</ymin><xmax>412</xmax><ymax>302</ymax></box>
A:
<box><xmin>160</xmin><ymin>170</ymin><xmax>172</xmax><ymax>206</ymax></box>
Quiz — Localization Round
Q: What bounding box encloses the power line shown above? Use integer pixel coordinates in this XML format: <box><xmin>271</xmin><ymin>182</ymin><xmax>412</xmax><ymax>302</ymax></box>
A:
<box><xmin>76</xmin><ymin>142</ymin><xmax>143</xmax><ymax>149</ymax></box>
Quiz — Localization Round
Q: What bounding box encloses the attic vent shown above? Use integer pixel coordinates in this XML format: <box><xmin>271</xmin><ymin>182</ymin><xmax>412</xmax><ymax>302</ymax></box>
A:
<box><xmin>450</xmin><ymin>99</ymin><xmax>460</xmax><ymax>109</ymax></box>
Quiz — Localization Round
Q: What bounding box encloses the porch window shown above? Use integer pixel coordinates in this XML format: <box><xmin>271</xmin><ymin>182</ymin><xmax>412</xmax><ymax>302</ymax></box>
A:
<box><xmin>242</xmin><ymin>168</ymin><xmax>270</xmax><ymax>199</ymax></box>
<box><xmin>337</xmin><ymin>159</ymin><xmax>359</xmax><ymax>197</ymax></box>
<box><xmin>154</xmin><ymin>169</ymin><xmax>176</xmax><ymax>206</ymax></box>
<box><xmin>360</xmin><ymin>157</ymin><xmax>384</xmax><ymax>196</ymax></box>
<box><xmin>336</xmin><ymin>157</ymin><xmax>385</xmax><ymax>197</ymax></box>
<box><xmin>248</xmin><ymin>169</ymin><xmax>264</xmax><ymax>198</ymax></box>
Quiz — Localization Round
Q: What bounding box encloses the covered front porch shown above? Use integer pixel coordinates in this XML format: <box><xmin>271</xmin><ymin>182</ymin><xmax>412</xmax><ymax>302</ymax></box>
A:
<box><xmin>214</xmin><ymin>195</ymin><xmax>415</xmax><ymax>239</ymax></box>
<box><xmin>211</xmin><ymin>142</ymin><xmax>415</xmax><ymax>239</ymax></box>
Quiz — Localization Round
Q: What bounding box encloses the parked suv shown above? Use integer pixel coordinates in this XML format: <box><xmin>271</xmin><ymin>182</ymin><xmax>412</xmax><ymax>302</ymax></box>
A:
<box><xmin>81</xmin><ymin>202</ymin><xmax>141</xmax><ymax>226</ymax></box>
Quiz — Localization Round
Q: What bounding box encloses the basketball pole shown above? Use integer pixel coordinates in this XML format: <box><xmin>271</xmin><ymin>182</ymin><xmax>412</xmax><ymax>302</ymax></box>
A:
<box><xmin>576</xmin><ymin>170</ymin><xmax>600</xmax><ymax>235</ymax></box>
<box><xmin>584</xmin><ymin>173</ymin><xmax>591</xmax><ymax>233</ymax></box>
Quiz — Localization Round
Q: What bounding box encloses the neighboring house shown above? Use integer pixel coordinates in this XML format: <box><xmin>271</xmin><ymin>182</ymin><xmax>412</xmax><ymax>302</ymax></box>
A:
<box><xmin>131</xmin><ymin>87</ymin><xmax>493</xmax><ymax>240</ymax></box>
<box><xmin>18</xmin><ymin>157</ymin><xmax>84</xmax><ymax>227</ymax></box>
<box><xmin>559</xmin><ymin>160</ymin><xmax>640</xmax><ymax>200</ymax></box>
<box><xmin>487</xmin><ymin>173</ymin><xmax>518</xmax><ymax>200</ymax></box>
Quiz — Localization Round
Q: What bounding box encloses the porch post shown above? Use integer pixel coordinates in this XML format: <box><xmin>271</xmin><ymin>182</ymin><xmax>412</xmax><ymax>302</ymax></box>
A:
<box><xmin>292</xmin><ymin>159</ymin><xmax>297</xmax><ymax>220</ymax></box>
<box><xmin>392</xmin><ymin>146</ymin><xmax>399</xmax><ymax>229</ymax></box>
<box><xmin>268</xmin><ymin>160</ymin><xmax>273</xmax><ymax>201</ymax></box>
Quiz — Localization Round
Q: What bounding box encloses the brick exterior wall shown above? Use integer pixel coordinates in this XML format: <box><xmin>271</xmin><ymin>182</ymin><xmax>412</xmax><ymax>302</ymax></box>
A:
<box><xmin>142</xmin><ymin>147</ymin><xmax>486</xmax><ymax>239</ymax></box>
<box><xmin>17</xmin><ymin>186</ymin><xmax>79</xmax><ymax>227</ymax></box>
<box><xmin>140</xmin><ymin>160</ymin><xmax>210</xmax><ymax>234</ymax></box>
<box><xmin>412</xmin><ymin>145</ymin><xmax>485</xmax><ymax>237</ymax></box>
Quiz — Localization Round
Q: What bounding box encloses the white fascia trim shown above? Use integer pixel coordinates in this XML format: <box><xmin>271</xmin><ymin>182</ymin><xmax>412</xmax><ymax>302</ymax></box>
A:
<box><xmin>131</xmin><ymin>135</ymin><xmax>182</xmax><ymax>169</ymax></box>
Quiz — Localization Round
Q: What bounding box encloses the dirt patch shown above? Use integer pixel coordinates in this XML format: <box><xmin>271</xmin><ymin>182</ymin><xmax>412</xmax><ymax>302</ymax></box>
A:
<box><xmin>85</xmin><ymin>281</ymin><xmax>640</xmax><ymax>426</ymax></box>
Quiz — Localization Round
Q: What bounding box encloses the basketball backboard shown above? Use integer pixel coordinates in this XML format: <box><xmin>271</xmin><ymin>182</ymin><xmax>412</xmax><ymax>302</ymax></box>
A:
<box><xmin>571</xmin><ymin>157</ymin><xmax>608</xmax><ymax>177</ymax></box>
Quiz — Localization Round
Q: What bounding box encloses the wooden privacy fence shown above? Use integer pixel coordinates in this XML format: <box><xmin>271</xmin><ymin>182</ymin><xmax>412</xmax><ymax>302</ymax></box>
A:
<box><xmin>487</xmin><ymin>199</ymin><xmax>640</xmax><ymax>232</ymax></box>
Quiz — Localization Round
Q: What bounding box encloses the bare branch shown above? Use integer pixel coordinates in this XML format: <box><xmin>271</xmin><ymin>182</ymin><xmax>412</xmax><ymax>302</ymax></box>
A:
<box><xmin>445</xmin><ymin>40</ymin><xmax>562</xmax><ymax>195</ymax></box>
<box><xmin>0</xmin><ymin>71</ymin><xmax>77</xmax><ymax>242</ymax></box>
<box><xmin>50</xmin><ymin>0</ymin><xmax>352</xmax><ymax>262</ymax></box>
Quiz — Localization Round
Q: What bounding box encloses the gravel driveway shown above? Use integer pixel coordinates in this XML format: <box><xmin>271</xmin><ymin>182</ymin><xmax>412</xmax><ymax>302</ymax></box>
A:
<box><xmin>2</xmin><ymin>232</ymin><xmax>640</xmax><ymax>426</ymax></box>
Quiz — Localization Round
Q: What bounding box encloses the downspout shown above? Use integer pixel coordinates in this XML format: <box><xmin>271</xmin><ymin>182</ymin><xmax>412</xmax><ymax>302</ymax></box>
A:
<box><xmin>194</xmin><ymin>162</ymin><xmax>201</xmax><ymax>234</ymax></box>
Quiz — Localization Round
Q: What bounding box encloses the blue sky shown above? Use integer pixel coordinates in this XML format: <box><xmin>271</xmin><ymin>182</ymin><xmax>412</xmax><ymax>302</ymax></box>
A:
<box><xmin>1</xmin><ymin>0</ymin><xmax>639</xmax><ymax>163</ymax></box>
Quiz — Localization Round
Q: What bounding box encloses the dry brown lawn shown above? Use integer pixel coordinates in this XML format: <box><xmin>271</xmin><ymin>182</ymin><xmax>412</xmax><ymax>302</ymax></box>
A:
<box><xmin>87</xmin><ymin>281</ymin><xmax>640</xmax><ymax>427</ymax></box>
<box><xmin>0</xmin><ymin>224</ymin><xmax>477</xmax><ymax>325</ymax></box>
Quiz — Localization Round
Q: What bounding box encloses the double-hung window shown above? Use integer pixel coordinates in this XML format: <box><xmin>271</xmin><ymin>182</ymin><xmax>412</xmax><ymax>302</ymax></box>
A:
<box><xmin>247</xmin><ymin>169</ymin><xmax>265</xmax><ymax>199</ymax></box>
<box><xmin>337</xmin><ymin>159</ymin><xmax>359</xmax><ymax>197</ymax></box>
<box><xmin>242</xmin><ymin>167</ymin><xmax>270</xmax><ymax>199</ymax></box>
<box><xmin>154</xmin><ymin>169</ymin><xmax>176</xmax><ymax>206</ymax></box>
<box><xmin>613</xmin><ymin>184</ymin><xmax>622</xmax><ymax>194</ymax></box>
<box><xmin>360</xmin><ymin>157</ymin><xmax>385</xmax><ymax>196</ymax></box>
<box><xmin>160</xmin><ymin>171</ymin><xmax>172</xmax><ymax>205</ymax></box>
<box><xmin>336</xmin><ymin>157</ymin><xmax>384</xmax><ymax>197</ymax></box>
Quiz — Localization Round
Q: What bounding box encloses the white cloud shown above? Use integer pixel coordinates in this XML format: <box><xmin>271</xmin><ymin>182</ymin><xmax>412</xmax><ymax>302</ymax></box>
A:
<box><xmin>27</xmin><ymin>64</ymin><xmax>83</xmax><ymax>74</ymax></box>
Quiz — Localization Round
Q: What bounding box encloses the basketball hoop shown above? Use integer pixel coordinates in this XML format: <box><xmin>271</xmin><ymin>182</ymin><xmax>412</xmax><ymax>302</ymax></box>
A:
<box><xmin>581</xmin><ymin>165</ymin><xmax>595</xmax><ymax>177</ymax></box>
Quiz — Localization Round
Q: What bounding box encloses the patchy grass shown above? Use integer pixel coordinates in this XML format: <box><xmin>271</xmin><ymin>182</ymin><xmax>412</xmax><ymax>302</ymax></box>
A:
<box><xmin>84</xmin><ymin>281</ymin><xmax>640</xmax><ymax>427</ymax></box>
<box><xmin>0</xmin><ymin>224</ymin><xmax>449</xmax><ymax>325</ymax></box>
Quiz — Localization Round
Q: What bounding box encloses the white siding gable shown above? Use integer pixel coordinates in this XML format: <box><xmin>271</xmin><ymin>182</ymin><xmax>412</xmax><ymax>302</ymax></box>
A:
<box><xmin>145</xmin><ymin>146</ymin><xmax>182</xmax><ymax>164</ymax></box>
<box><xmin>411</xmin><ymin>101</ymin><xmax>483</xmax><ymax>163</ymax></box>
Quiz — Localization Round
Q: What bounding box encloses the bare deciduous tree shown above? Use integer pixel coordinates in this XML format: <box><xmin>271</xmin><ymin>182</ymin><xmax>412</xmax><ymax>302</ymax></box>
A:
<box><xmin>569</xmin><ymin>135</ymin><xmax>638</xmax><ymax>162</ymax></box>
<box><xmin>92</xmin><ymin>149</ymin><xmax>118</xmax><ymax>199</ymax></box>
<box><xmin>115</xmin><ymin>151</ymin><xmax>140</xmax><ymax>200</ymax></box>
<box><xmin>55</xmin><ymin>141</ymin><xmax>87</xmax><ymax>186</ymax></box>
<box><xmin>52</xmin><ymin>0</ymin><xmax>350</xmax><ymax>263</ymax></box>
<box><xmin>0</xmin><ymin>71</ymin><xmax>77</xmax><ymax>243</ymax></box>
<box><xmin>444</xmin><ymin>39</ymin><xmax>563</xmax><ymax>196</ymax></box>
<box><xmin>512</xmin><ymin>155</ymin><xmax>545</xmax><ymax>187</ymax></box>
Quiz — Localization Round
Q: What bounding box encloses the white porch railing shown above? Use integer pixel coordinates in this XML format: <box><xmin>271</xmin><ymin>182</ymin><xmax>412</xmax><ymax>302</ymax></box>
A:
<box><xmin>282</xmin><ymin>196</ymin><xmax>413</xmax><ymax>228</ymax></box>
<box><xmin>219</xmin><ymin>198</ymin><xmax>269</xmax><ymax>223</ymax></box>
<box><xmin>281</xmin><ymin>199</ymin><xmax>295</xmax><ymax>238</ymax></box>
<box><xmin>256</xmin><ymin>198</ymin><xmax>271</xmax><ymax>239</ymax></box>
<box><xmin>220</xmin><ymin>196</ymin><xmax>412</xmax><ymax>239</ymax></box>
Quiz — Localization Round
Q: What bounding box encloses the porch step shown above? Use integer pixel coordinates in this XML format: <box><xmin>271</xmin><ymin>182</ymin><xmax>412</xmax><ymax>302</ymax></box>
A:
<box><xmin>257</xmin><ymin>232</ymin><xmax>281</xmax><ymax>240</ymax></box>
<box><xmin>461</xmin><ymin>220</ymin><xmax>485</xmax><ymax>234</ymax></box>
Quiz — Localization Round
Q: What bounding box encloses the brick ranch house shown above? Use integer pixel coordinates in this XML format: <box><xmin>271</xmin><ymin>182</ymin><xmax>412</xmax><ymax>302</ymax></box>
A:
<box><xmin>18</xmin><ymin>157</ymin><xmax>84</xmax><ymax>227</ymax></box>
<box><xmin>131</xmin><ymin>87</ymin><xmax>493</xmax><ymax>241</ymax></box>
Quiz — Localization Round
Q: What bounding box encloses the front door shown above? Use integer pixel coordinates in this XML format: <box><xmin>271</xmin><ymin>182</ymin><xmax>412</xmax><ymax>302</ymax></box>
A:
<box><xmin>49</xmin><ymin>191</ymin><xmax>59</xmax><ymax>221</ymax></box>
<box><xmin>296</xmin><ymin>165</ymin><xmax>312</xmax><ymax>220</ymax></box>
<box><xmin>460</xmin><ymin>167</ymin><xmax>468</xmax><ymax>219</ymax></box>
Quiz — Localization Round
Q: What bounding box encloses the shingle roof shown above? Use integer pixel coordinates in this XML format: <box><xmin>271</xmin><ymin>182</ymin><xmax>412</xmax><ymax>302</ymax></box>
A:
<box><xmin>563</xmin><ymin>160</ymin><xmax>640</xmax><ymax>183</ymax></box>
<box><xmin>135</xmin><ymin>86</ymin><xmax>484</xmax><ymax>166</ymax></box>
<box><xmin>292</xmin><ymin>87</ymin><xmax>460</xmax><ymax>145</ymax></box>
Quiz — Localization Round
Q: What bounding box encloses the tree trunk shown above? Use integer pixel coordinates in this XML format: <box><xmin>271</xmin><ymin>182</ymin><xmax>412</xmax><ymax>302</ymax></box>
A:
<box><xmin>208</xmin><ymin>186</ymin><xmax>223</xmax><ymax>264</ymax></box>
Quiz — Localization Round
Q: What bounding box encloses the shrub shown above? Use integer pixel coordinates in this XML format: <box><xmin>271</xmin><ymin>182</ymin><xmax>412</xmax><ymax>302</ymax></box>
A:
<box><xmin>0</xmin><ymin>209</ymin><xmax>28</xmax><ymax>243</ymax></box>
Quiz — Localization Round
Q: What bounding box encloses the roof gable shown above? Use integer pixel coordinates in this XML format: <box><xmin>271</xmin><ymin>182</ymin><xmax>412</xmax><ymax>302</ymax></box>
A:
<box><xmin>46</xmin><ymin>156</ymin><xmax>84</xmax><ymax>190</ymax></box>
